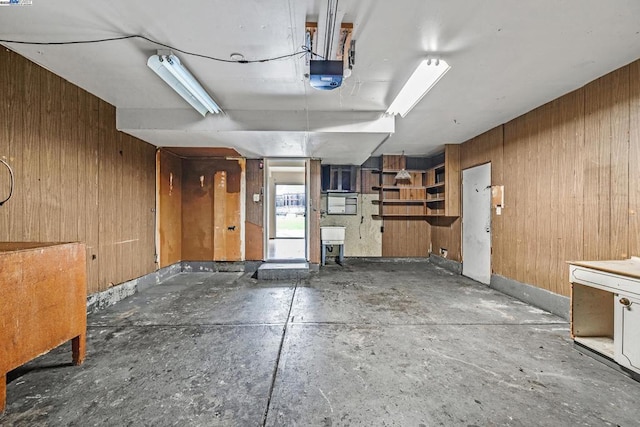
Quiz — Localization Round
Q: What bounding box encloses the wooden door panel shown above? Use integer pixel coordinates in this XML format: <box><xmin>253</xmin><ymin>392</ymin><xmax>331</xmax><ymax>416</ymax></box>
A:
<box><xmin>213</xmin><ymin>169</ymin><xmax>242</xmax><ymax>261</ymax></box>
<box><xmin>213</xmin><ymin>171</ymin><xmax>227</xmax><ymax>260</ymax></box>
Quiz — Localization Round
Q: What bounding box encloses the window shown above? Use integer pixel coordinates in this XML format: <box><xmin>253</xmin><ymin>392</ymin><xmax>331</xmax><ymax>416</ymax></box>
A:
<box><xmin>321</xmin><ymin>165</ymin><xmax>356</xmax><ymax>192</ymax></box>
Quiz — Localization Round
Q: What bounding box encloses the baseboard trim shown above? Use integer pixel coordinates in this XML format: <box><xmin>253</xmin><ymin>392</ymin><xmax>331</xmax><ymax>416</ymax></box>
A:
<box><xmin>86</xmin><ymin>263</ymin><xmax>181</xmax><ymax>314</ymax></box>
<box><xmin>180</xmin><ymin>261</ymin><xmax>310</xmax><ymax>274</ymax></box>
<box><xmin>428</xmin><ymin>253</ymin><xmax>462</xmax><ymax>274</ymax></box>
<box><xmin>426</xmin><ymin>254</ymin><xmax>568</xmax><ymax>320</ymax></box>
<box><xmin>86</xmin><ymin>258</ymin><xmax>570</xmax><ymax>321</ymax></box>
<box><xmin>346</xmin><ymin>257</ymin><xmax>431</xmax><ymax>263</ymax></box>
<box><xmin>86</xmin><ymin>260</ymin><xmax>284</xmax><ymax>312</ymax></box>
<box><xmin>490</xmin><ymin>274</ymin><xmax>570</xmax><ymax>320</ymax></box>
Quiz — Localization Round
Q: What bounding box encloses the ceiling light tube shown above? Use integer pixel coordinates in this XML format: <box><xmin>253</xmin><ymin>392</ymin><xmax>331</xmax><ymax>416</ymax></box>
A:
<box><xmin>147</xmin><ymin>53</ymin><xmax>222</xmax><ymax>116</ymax></box>
<box><xmin>162</xmin><ymin>56</ymin><xmax>219</xmax><ymax>112</ymax></box>
<box><xmin>148</xmin><ymin>58</ymin><xmax>209</xmax><ymax>116</ymax></box>
<box><xmin>386</xmin><ymin>58</ymin><xmax>450</xmax><ymax>118</ymax></box>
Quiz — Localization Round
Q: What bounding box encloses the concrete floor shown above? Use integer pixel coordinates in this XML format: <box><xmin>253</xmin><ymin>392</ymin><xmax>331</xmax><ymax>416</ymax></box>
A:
<box><xmin>267</xmin><ymin>238</ymin><xmax>306</xmax><ymax>260</ymax></box>
<box><xmin>3</xmin><ymin>259</ymin><xmax>640</xmax><ymax>426</ymax></box>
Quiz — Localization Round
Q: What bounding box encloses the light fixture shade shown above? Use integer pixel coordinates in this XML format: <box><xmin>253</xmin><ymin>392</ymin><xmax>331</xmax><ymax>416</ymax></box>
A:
<box><xmin>147</xmin><ymin>53</ymin><xmax>222</xmax><ymax>116</ymax></box>
<box><xmin>386</xmin><ymin>58</ymin><xmax>450</xmax><ymax>118</ymax></box>
<box><xmin>394</xmin><ymin>168</ymin><xmax>412</xmax><ymax>181</ymax></box>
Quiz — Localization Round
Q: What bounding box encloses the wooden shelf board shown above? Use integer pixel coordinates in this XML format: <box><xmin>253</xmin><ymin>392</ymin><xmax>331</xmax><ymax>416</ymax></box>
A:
<box><xmin>429</xmin><ymin>163</ymin><xmax>445</xmax><ymax>171</ymax></box>
<box><xmin>373</xmin><ymin>199</ymin><xmax>429</xmax><ymax>204</ymax></box>
<box><xmin>372</xmin><ymin>214</ymin><xmax>430</xmax><ymax>219</ymax></box>
<box><xmin>373</xmin><ymin>186</ymin><xmax>427</xmax><ymax>191</ymax></box>
<box><xmin>373</xmin><ymin>169</ymin><xmax>427</xmax><ymax>174</ymax></box>
<box><xmin>426</xmin><ymin>182</ymin><xmax>445</xmax><ymax>190</ymax></box>
<box><xmin>426</xmin><ymin>198</ymin><xmax>445</xmax><ymax>203</ymax></box>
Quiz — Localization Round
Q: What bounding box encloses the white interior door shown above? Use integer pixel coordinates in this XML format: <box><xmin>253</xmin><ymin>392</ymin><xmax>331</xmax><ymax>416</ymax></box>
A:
<box><xmin>462</xmin><ymin>163</ymin><xmax>491</xmax><ymax>284</ymax></box>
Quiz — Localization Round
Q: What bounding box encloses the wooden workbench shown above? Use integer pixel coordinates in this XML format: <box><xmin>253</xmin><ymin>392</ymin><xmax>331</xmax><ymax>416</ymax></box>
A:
<box><xmin>0</xmin><ymin>242</ymin><xmax>87</xmax><ymax>412</ymax></box>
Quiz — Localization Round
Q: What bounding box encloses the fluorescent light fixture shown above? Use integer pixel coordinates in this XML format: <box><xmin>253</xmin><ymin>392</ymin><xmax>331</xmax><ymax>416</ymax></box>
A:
<box><xmin>386</xmin><ymin>58</ymin><xmax>450</xmax><ymax>118</ymax></box>
<box><xmin>147</xmin><ymin>52</ymin><xmax>222</xmax><ymax>116</ymax></box>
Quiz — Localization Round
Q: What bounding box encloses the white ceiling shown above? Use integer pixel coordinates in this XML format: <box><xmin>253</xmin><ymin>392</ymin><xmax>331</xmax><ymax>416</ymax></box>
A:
<box><xmin>1</xmin><ymin>1</ymin><xmax>639</xmax><ymax>164</ymax></box>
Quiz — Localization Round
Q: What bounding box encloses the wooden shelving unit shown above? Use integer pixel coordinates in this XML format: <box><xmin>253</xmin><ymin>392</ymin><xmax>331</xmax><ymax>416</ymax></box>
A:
<box><xmin>372</xmin><ymin>155</ymin><xmax>429</xmax><ymax>218</ymax></box>
<box><xmin>372</xmin><ymin>146</ymin><xmax>460</xmax><ymax>218</ymax></box>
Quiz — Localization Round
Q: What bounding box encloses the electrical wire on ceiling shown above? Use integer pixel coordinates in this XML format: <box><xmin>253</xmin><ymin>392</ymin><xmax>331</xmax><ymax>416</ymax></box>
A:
<box><xmin>0</xmin><ymin>159</ymin><xmax>15</xmax><ymax>207</ymax></box>
<box><xmin>0</xmin><ymin>34</ymin><xmax>323</xmax><ymax>63</ymax></box>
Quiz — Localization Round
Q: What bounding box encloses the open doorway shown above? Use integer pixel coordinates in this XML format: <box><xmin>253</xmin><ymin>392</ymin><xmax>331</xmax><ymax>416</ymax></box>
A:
<box><xmin>264</xmin><ymin>159</ymin><xmax>308</xmax><ymax>261</ymax></box>
<box><xmin>275</xmin><ymin>185</ymin><xmax>306</xmax><ymax>238</ymax></box>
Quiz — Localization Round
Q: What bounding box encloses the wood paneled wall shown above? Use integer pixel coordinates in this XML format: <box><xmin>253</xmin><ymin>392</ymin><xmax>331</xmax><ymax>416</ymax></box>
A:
<box><xmin>0</xmin><ymin>48</ymin><xmax>156</xmax><ymax>294</ymax></box>
<box><xmin>158</xmin><ymin>150</ymin><xmax>183</xmax><ymax>267</ymax></box>
<box><xmin>430</xmin><ymin>59</ymin><xmax>640</xmax><ymax>297</ymax></box>
<box><xmin>429</xmin><ymin>217</ymin><xmax>461</xmax><ymax>260</ymax></box>
<box><xmin>360</xmin><ymin>169</ymin><xmax>378</xmax><ymax>194</ymax></box>
<box><xmin>158</xmin><ymin>152</ymin><xmax>260</xmax><ymax>264</ymax></box>
<box><xmin>181</xmin><ymin>158</ymin><xmax>243</xmax><ymax>261</ymax></box>
<box><xmin>430</xmin><ymin>128</ymin><xmax>504</xmax><ymax>262</ymax></box>
<box><xmin>309</xmin><ymin>160</ymin><xmax>321</xmax><ymax>264</ymax></box>
<box><xmin>382</xmin><ymin>219</ymin><xmax>430</xmax><ymax>257</ymax></box>
<box><xmin>245</xmin><ymin>159</ymin><xmax>264</xmax><ymax>260</ymax></box>
<box><xmin>630</xmin><ymin>61</ymin><xmax>640</xmax><ymax>258</ymax></box>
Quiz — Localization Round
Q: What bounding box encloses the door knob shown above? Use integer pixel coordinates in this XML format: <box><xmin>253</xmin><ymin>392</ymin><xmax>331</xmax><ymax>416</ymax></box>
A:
<box><xmin>620</xmin><ymin>297</ymin><xmax>632</xmax><ymax>310</ymax></box>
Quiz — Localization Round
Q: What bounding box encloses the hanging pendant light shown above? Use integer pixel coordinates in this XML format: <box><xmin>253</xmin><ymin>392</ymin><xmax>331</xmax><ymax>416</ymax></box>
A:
<box><xmin>395</xmin><ymin>151</ymin><xmax>411</xmax><ymax>182</ymax></box>
<box><xmin>394</xmin><ymin>169</ymin><xmax>412</xmax><ymax>181</ymax></box>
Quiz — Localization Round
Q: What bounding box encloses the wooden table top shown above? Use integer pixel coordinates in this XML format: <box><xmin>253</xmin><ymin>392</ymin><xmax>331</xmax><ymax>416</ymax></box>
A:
<box><xmin>569</xmin><ymin>257</ymin><xmax>640</xmax><ymax>280</ymax></box>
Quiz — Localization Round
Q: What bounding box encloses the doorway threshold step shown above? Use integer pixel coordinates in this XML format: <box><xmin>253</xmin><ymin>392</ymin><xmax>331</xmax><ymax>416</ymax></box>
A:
<box><xmin>257</xmin><ymin>262</ymin><xmax>309</xmax><ymax>280</ymax></box>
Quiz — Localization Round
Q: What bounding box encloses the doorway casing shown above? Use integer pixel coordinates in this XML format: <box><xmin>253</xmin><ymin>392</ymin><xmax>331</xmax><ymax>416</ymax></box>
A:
<box><xmin>263</xmin><ymin>159</ymin><xmax>309</xmax><ymax>261</ymax></box>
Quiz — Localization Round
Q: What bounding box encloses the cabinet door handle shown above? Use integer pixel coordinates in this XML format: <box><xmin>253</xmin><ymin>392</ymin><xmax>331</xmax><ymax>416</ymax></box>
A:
<box><xmin>619</xmin><ymin>297</ymin><xmax>632</xmax><ymax>309</ymax></box>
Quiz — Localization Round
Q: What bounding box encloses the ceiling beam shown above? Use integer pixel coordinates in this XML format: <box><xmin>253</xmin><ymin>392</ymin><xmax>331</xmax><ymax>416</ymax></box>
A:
<box><xmin>116</xmin><ymin>109</ymin><xmax>394</xmax><ymax>134</ymax></box>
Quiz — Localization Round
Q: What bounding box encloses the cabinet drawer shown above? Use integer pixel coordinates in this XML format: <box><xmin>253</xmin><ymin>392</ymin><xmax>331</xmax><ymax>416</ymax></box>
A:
<box><xmin>570</xmin><ymin>266</ymin><xmax>640</xmax><ymax>297</ymax></box>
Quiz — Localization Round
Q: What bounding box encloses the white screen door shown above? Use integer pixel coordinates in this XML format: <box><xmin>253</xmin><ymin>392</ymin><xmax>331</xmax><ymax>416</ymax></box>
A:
<box><xmin>462</xmin><ymin>163</ymin><xmax>491</xmax><ymax>284</ymax></box>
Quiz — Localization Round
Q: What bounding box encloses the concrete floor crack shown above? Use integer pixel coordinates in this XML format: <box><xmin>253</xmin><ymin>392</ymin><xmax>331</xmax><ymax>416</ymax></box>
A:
<box><xmin>86</xmin><ymin>323</ymin><xmax>287</xmax><ymax>329</ymax></box>
<box><xmin>261</xmin><ymin>279</ymin><xmax>299</xmax><ymax>426</ymax></box>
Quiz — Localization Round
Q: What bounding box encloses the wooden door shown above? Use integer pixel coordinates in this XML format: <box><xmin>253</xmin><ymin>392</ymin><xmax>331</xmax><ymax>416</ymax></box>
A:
<box><xmin>213</xmin><ymin>170</ymin><xmax>241</xmax><ymax>261</ymax></box>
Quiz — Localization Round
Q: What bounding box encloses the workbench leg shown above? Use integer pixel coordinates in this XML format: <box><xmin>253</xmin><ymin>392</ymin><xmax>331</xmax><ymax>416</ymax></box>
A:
<box><xmin>1</xmin><ymin>372</ymin><xmax>6</xmax><ymax>413</ymax></box>
<box><xmin>72</xmin><ymin>334</ymin><xmax>86</xmax><ymax>366</ymax></box>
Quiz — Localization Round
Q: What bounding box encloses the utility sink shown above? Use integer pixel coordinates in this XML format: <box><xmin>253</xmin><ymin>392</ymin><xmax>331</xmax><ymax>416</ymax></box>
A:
<box><xmin>320</xmin><ymin>226</ymin><xmax>346</xmax><ymax>245</ymax></box>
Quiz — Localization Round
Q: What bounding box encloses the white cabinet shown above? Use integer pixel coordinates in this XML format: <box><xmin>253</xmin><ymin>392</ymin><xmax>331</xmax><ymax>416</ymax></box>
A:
<box><xmin>327</xmin><ymin>193</ymin><xmax>357</xmax><ymax>215</ymax></box>
<box><xmin>615</xmin><ymin>293</ymin><xmax>640</xmax><ymax>372</ymax></box>
<box><xmin>569</xmin><ymin>258</ymin><xmax>640</xmax><ymax>376</ymax></box>
<box><xmin>327</xmin><ymin>194</ymin><xmax>346</xmax><ymax>214</ymax></box>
